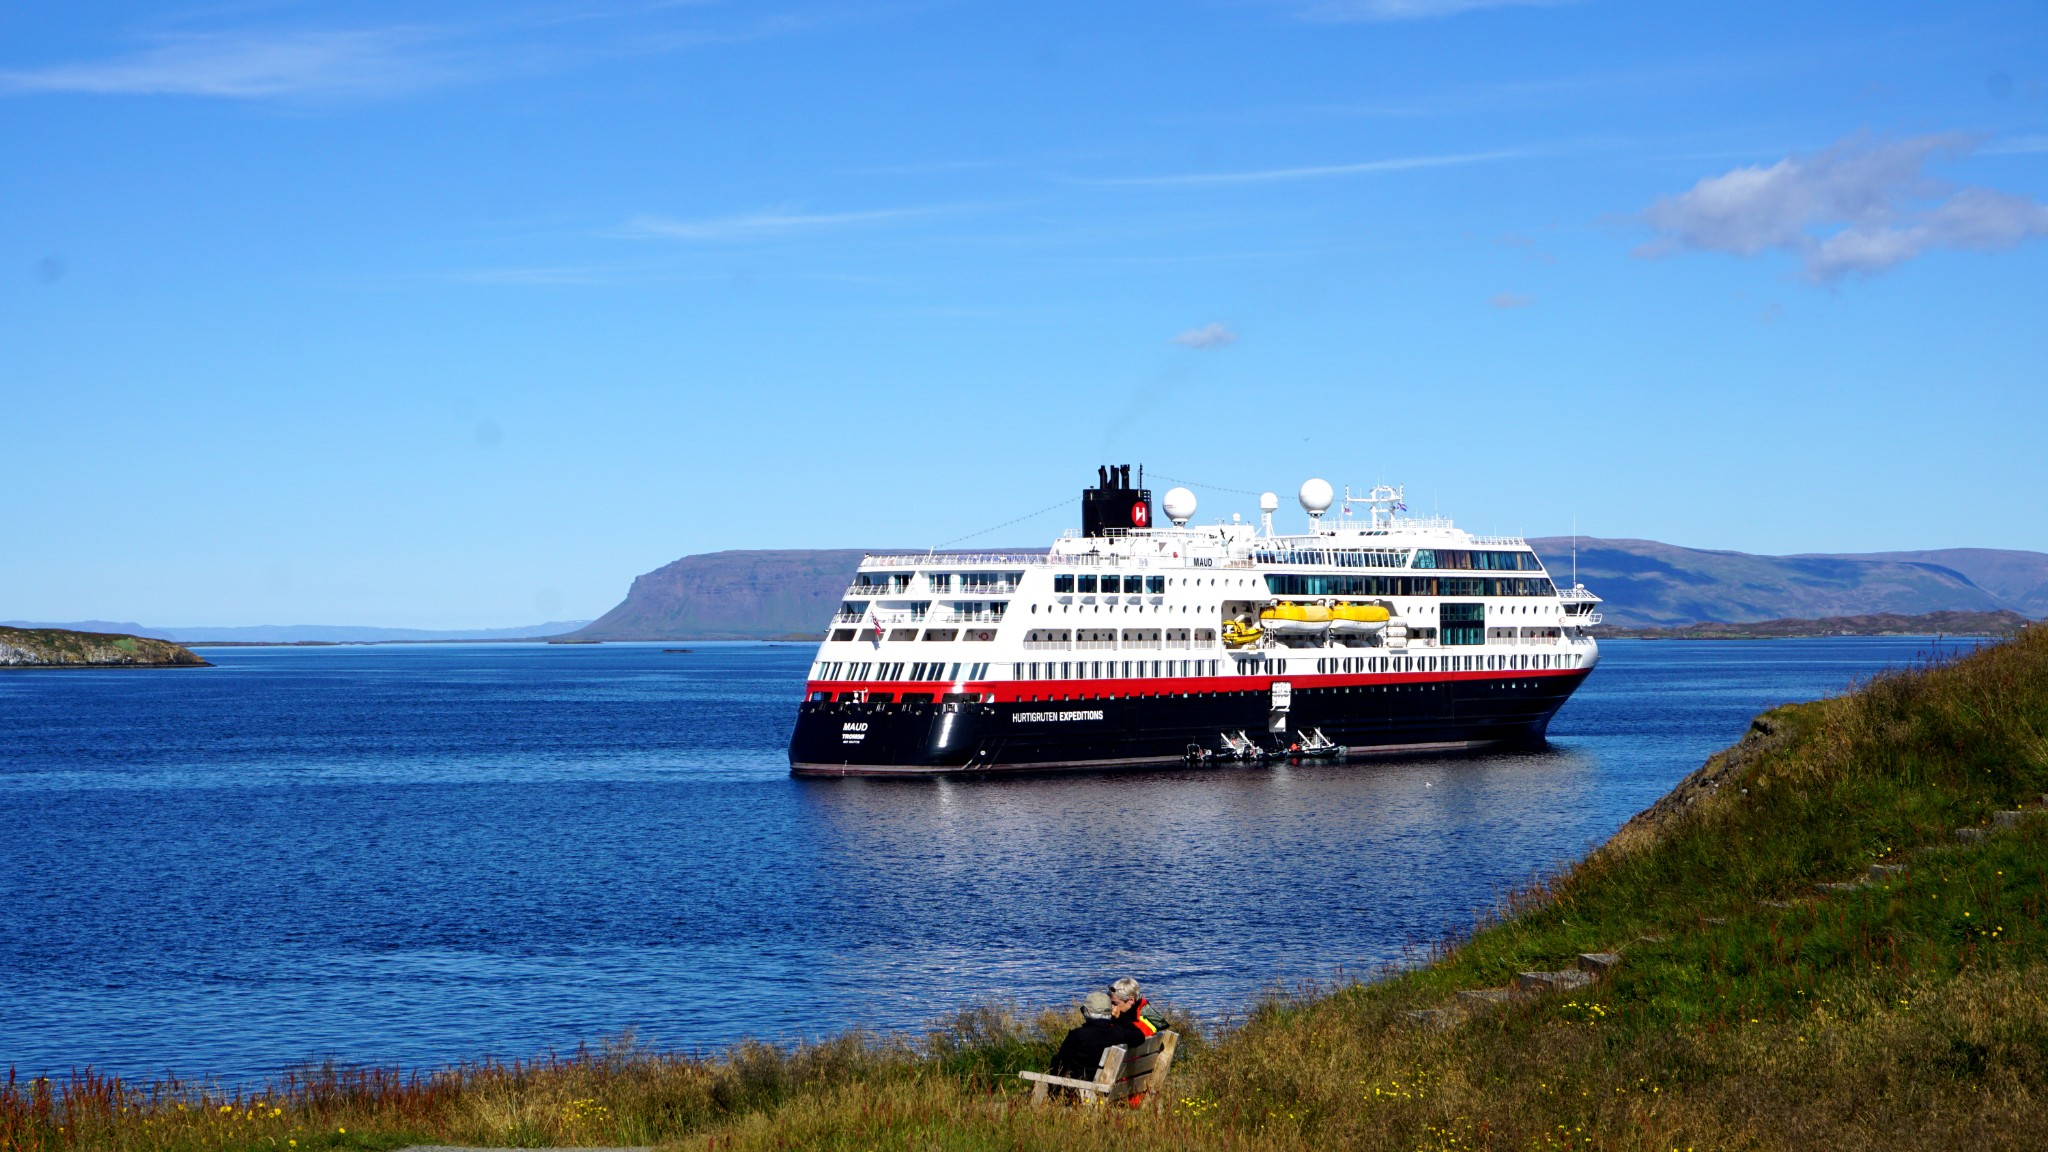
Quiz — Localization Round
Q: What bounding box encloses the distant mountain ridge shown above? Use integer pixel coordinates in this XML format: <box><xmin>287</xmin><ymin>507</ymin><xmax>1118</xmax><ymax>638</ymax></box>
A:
<box><xmin>570</xmin><ymin>539</ymin><xmax>2048</xmax><ymax>639</ymax></box>
<box><xmin>0</xmin><ymin>620</ymin><xmax>591</xmax><ymax>643</ymax></box>
<box><xmin>1525</xmin><ymin>539</ymin><xmax>2048</xmax><ymax>628</ymax></box>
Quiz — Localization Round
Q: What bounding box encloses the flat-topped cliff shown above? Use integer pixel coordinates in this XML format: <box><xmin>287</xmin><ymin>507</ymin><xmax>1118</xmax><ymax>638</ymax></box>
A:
<box><xmin>0</xmin><ymin>626</ymin><xmax>210</xmax><ymax>668</ymax></box>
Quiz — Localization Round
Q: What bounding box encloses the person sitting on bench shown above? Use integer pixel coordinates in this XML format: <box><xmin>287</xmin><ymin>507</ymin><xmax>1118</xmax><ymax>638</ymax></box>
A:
<box><xmin>1109</xmin><ymin>976</ymin><xmax>1163</xmax><ymax>1039</ymax></box>
<box><xmin>1049</xmin><ymin>990</ymin><xmax>1146</xmax><ymax>1087</ymax></box>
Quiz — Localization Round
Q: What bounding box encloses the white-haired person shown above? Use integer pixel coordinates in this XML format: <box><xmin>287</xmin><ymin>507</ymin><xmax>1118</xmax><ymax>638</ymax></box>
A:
<box><xmin>1048</xmin><ymin>990</ymin><xmax>1147</xmax><ymax>1090</ymax></box>
<box><xmin>1108</xmin><ymin>976</ymin><xmax>1163</xmax><ymax>1040</ymax></box>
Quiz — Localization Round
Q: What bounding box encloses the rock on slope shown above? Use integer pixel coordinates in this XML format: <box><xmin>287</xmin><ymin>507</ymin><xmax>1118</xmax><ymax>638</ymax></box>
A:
<box><xmin>0</xmin><ymin>626</ymin><xmax>210</xmax><ymax>667</ymax></box>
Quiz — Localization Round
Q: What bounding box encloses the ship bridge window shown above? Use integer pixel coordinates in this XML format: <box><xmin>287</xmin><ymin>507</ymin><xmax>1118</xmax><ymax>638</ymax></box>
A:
<box><xmin>1411</xmin><ymin>550</ymin><xmax>1545</xmax><ymax>572</ymax></box>
<box><xmin>1267</xmin><ymin>573</ymin><xmax>1556</xmax><ymax>597</ymax></box>
<box><xmin>1053</xmin><ymin>574</ymin><xmax>1076</xmax><ymax>593</ymax></box>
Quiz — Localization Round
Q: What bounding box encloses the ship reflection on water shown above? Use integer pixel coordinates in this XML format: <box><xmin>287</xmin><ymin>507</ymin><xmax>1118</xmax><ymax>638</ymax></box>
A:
<box><xmin>793</xmin><ymin>744</ymin><xmax>1604</xmax><ymax>1012</ymax></box>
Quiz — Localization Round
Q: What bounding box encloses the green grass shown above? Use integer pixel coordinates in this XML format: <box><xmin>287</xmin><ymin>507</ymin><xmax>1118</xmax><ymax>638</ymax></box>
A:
<box><xmin>7</xmin><ymin>627</ymin><xmax>2046</xmax><ymax>1150</ymax></box>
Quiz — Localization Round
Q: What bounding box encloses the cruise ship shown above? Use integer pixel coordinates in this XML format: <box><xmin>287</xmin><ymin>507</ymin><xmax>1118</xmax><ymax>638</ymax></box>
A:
<box><xmin>788</xmin><ymin>466</ymin><xmax>1601</xmax><ymax>776</ymax></box>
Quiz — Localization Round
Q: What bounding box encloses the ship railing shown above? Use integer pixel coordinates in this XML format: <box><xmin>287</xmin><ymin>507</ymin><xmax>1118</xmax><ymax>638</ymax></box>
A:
<box><xmin>1074</xmin><ymin>640</ymin><xmax>1118</xmax><ymax>651</ymax></box>
<box><xmin>1557</xmin><ymin>586</ymin><xmax>1600</xmax><ymax>602</ymax></box>
<box><xmin>845</xmin><ymin>583</ymin><xmax>911</xmax><ymax>597</ymax></box>
<box><xmin>956</xmin><ymin>583</ymin><xmax>1021</xmax><ymax>595</ymax></box>
<box><xmin>1023</xmin><ymin>640</ymin><xmax>1070</xmax><ymax>651</ymax></box>
<box><xmin>831</xmin><ymin>612</ymin><xmax>865</xmax><ymax>624</ymax></box>
<box><xmin>861</xmin><ymin>552</ymin><xmax>1052</xmax><ymax>567</ymax></box>
<box><xmin>1469</xmin><ymin>534</ymin><xmax>1528</xmax><ymax>546</ymax></box>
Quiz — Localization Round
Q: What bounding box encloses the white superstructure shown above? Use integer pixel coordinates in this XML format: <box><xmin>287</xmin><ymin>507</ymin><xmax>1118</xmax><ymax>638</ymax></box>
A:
<box><xmin>804</xmin><ymin>480</ymin><xmax>1599</xmax><ymax>700</ymax></box>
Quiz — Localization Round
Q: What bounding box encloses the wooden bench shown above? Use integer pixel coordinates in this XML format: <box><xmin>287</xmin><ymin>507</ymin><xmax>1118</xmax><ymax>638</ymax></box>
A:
<box><xmin>1017</xmin><ymin>1031</ymin><xmax>1179</xmax><ymax>1107</ymax></box>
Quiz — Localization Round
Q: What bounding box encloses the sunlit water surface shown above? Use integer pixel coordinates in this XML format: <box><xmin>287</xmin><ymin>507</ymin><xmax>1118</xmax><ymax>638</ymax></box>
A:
<box><xmin>0</xmin><ymin>638</ymin><xmax>1969</xmax><ymax>1084</ymax></box>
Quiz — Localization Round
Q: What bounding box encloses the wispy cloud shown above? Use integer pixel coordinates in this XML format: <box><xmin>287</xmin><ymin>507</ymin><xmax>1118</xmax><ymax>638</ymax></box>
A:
<box><xmin>1637</xmin><ymin>133</ymin><xmax>2048</xmax><ymax>282</ymax></box>
<box><xmin>0</xmin><ymin>29</ymin><xmax>457</xmax><ymax>99</ymax></box>
<box><xmin>615</xmin><ymin>204</ymin><xmax>976</xmax><ymax>242</ymax></box>
<box><xmin>0</xmin><ymin>7</ymin><xmax>851</xmax><ymax>102</ymax></box>
<box><xmin>1985</xmin><ymin>134</ymin><xmax>2048</xmax><ymax>156</ymax></box>
<box><xmin>1172</xmin><ymin>322</ymin><xmax>1238</xmax><ymax>349</ymax></box>
<box><xmin>1083</xmin><ymin>148</ymin><xmax>1528</xmax><ymax>187</ymax></box>
<box><xmin>1488</xmin><ymin>292</ymin><xmax>1535</xmax><ymax>308</ymax></box>
<box><xmin>1297</xmin><ymin>0</ymin><xmax>1576</xmax><ymax>22</ymax></box>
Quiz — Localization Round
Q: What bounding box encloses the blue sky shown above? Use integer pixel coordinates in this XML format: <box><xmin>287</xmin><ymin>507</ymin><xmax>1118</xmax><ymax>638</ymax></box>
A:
<box><xmin>5</xmin><ymin>0</ymin><xmax>2045</xmax><ymax>627</ymax></box>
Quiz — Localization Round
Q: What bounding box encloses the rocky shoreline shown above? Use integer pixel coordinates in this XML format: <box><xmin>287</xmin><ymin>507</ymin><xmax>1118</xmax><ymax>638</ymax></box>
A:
<box><xmin>0</xmin><ymin>626</ymin><xmax>210</xmax><ymax>668</ymax></box>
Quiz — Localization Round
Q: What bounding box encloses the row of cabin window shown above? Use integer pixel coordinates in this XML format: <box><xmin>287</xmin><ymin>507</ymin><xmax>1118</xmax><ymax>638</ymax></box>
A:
<box><xmin>811</xmin><ymin>661</ymin><xmax>994</xmax><ymax>682</ymax></box>
<box><xmin>1020</xmin><ymin>660</ymin><xmax>1220</xmax><ymax>680</ymax></box>
<box><xmin>1053</xmin><ymin>574</ymin><xmax>1168</xmax><ymax>594</ymax></box>
<box><xmin>1314</xmin><ymin>652</ymin><xmax>1580</xmax><ymax>673</ymax></box>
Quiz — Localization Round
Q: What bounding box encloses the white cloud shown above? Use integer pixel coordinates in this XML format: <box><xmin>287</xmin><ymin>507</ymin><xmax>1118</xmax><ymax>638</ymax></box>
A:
<box><xmin>1086</xmin><ymin>148</ymin><xmax>1525</xmax><ymax>187</ymax></box>
<box><xmin>616</xmin><ymin>205</ymin><xmax>963</xmax><ymax>242</ymax></box>
<box><xmin>0</xmin><ymin>29</ymin><xmax>453</xmax><ymax>99</ymax></box>
<box><xmin>1488</xmin><ymin>292</ymin><xmax>1535</xmax><ymax>308</ymax></box>
<box><xmin>1173</xmin><ymin>323</ymin><xmax>1237</xmax><ymax>349</ymax></box>
<box><xmin>1637</xmin><ymin>133</ymin><xmax>2048</xmax><ymax>282</ymax></box>
<box><xmin>1299</xmin><ymin>0</ymin><xmax>1574</xmax><ymax>21</ymax></box>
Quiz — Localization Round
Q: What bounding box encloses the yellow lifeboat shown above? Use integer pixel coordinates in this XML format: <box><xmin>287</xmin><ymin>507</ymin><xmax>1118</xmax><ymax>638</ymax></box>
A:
<box><xmin>1329</xmin><ymin>602</ymin><xmax>1390</xmax><ymax>635</ymax></box>
<box><xmin>1259</xmin><ymin>601</ymin><xmax>1331</xmax><ymax>634</ymax></box>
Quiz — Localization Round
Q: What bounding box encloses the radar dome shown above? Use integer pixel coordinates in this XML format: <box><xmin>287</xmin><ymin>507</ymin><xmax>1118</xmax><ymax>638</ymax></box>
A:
<box><xmin>1162</xmin><ymin>487</ymin><xmax>1197</xmax><ymax>526</ymax></box>
<box><xmin>1299</xmin><ymin>478</ymin><xmax>1335</xmax><ymax>517</ymax></box>
<box><xmin>1259</xmin><ymin>491</ymin><xmax>1280</xmax><ymax>513</ymax></box>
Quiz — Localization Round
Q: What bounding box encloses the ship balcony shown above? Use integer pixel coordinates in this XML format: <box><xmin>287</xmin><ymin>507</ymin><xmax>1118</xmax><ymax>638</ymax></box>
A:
<box><xmin>832</xmin><ymin>611</ymin><xmax>866</xmax><ymax>624</ymax></box>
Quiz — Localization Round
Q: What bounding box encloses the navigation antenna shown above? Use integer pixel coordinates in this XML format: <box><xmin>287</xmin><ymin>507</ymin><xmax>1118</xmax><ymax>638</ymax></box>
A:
<box><xmin>1572</xmin><ymin>515</ymin><xmax>1578</xmax><ymax>588</ymax></box>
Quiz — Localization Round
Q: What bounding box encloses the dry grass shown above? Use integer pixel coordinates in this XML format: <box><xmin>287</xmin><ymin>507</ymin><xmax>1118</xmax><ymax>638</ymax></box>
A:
<box><xmin>7</xmin><ymin>627</ymin><xmax>2047</xmax><ymax>1151</ymax></box>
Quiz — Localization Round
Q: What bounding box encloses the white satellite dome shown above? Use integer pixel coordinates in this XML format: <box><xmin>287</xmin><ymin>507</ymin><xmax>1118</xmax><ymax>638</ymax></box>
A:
<box><xmin>1258</xmin><ymin>491</ymin><xmax>1280</xmax><ymax>513</ymax></box>
<box><xmin>1162</xmin><ymin>486</ymin><xmax>1197</xmax><ymax>526</ymax></box>
<box><xmin>1299</xmin><ymin>478</ymin><xmax>1335</xmax><ymax>517</ymax></box>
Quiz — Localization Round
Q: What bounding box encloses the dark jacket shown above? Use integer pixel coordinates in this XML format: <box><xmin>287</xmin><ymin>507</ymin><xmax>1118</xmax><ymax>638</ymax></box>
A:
<box><xmin>1049</xmin><ymin>1016</ymin><xmax>1147</xmax><ymax>1082</ymax></box>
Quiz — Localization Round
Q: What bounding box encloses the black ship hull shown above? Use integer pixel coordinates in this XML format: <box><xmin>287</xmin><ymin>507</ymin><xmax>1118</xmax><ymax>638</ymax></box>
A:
<box><xmin>788</xmin><ymin>668</ymin><xmax>1589</xmax><ymax>777</ymax></box>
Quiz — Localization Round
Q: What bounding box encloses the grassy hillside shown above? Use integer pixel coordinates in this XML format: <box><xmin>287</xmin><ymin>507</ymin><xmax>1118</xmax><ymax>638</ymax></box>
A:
<box><xmin>0</xmin><ymin>626</ymin><xmax>207</xmax><ymax>668</ymax></box>
<box><xmin>7</xmin><ymin>626</ymin><xmax>2044</xmax><ymax>1150</ymax></box>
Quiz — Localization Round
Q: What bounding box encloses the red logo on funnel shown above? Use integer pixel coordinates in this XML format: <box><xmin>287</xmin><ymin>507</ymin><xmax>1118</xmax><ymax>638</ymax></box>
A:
<box><xmin>1131</xmin><ymin>502</ymin><xmax>1149</xmax><ymax>527</ymax></box>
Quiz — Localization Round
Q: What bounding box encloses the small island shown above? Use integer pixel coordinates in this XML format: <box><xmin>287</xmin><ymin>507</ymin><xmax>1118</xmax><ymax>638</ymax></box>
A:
<box><xmin>0</xmin><ymin>626</ymin><xmax>210</xmax><ymax>668</ymax></box>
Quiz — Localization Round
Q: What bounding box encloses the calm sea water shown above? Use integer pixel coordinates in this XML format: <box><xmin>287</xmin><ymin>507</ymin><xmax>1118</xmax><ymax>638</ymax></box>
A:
<box><xmin>0</xmin><ymin>638</ymin><xmax>1969</xmax><ymax>1084</ymax></box>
